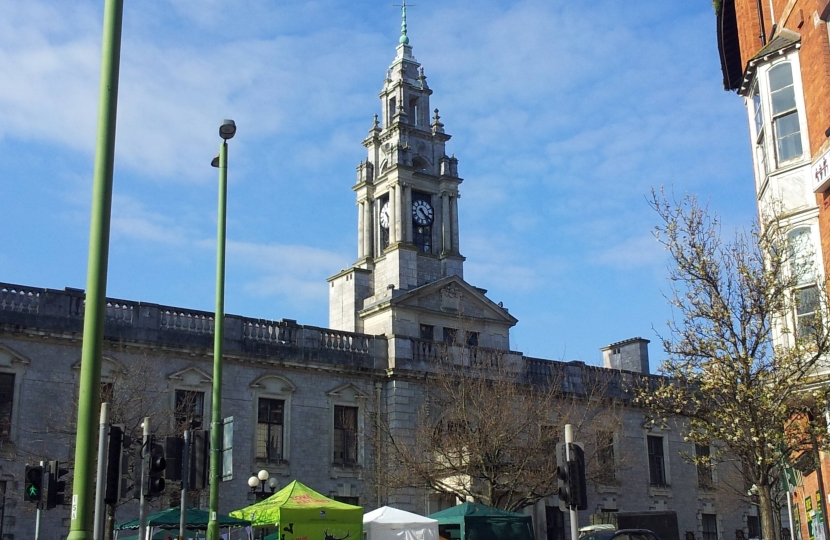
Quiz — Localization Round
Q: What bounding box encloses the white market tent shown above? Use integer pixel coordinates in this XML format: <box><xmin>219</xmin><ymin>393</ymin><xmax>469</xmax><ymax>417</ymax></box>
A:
<box><xmin>364</xmin><ymin>506</ymin><xmax>439</xmax><ymax>540</ymax></box>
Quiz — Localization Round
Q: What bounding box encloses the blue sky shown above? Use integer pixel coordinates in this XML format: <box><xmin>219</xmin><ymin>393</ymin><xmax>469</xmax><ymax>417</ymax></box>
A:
<box><xmin>0</xmin><ymin>1</ymin><xmax>756</xmax><ymax>368</ymax></box>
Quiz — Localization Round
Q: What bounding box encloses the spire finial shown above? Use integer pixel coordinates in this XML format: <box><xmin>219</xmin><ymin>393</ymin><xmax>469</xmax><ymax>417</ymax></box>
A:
<box><xmin>393</xmin><ymin>1</ymin><xmax>414</xmax><ymax>45</ymax></box>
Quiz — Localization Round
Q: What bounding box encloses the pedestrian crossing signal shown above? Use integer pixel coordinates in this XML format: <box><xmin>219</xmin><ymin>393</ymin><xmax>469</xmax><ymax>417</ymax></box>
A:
<box><xmin>24</xmin><ymin>465</ymin><xmax>43</xmax><ymax>503</ymax></box>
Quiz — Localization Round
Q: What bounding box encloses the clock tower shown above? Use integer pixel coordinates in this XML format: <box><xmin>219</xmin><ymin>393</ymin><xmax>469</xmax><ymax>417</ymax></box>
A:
<box><xmin>328</xmin><ymin>9</ymin><xmax>517</xmax><ymax>351</ymax></box>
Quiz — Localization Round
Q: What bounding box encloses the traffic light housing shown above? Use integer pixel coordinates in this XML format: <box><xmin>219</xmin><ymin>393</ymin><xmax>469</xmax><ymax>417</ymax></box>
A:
<box><xmin>104</xmin><ymin>425</ymin><xmax>125</xmax><ymax>504</ymax></box>
<box><xmin>46</xmin><ymin>460</ymin><xmax>69</xmax><ymax>510</ymax></box>
<box><xmin>190</xmin><ymin>429</ymin><xmax>208</xmax><ymax>490</ymax></box>
<box><xmin>24</xmin><ymin>465</ymin><xmax>43</xmax><ymax>504</ymax></box>
<box><xmin>555</xmin><ymin>443</ymin><xmax>570</xmax><ymax>510</ymax></box>
<box><xmin>567</xmin><ymin>443</ymin><xmax>587</xmax><ymax>511</ymax></box>
<box><xmin>146</xmin><ymin>436</ymin><xmax>166</xmax><ymax>497</ymax></box>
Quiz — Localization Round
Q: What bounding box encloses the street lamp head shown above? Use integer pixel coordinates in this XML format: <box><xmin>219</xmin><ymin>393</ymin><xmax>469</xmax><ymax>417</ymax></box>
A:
<box><xmin>211</xmin><ymin>153</ymin><xmax>220</xmax><ymax>168</ymax></box>
<box><xmin>248</xmin><ymin>476</ymin><xmax>260</xmax><ymax>489</ymax></box>
<box><xmin>268</xmin><ymin>477</ymin><xmax>279</xmax><ymax>490</ymax></box>
<box><xmin>219</xmin><ymin>119</ymin><xmax>236</xmax><ymax>140</ymax></box>
<box><xmin>257</xmin><ymin>469</ymin><xmax>270</xmax><ymax>482</ymax></box>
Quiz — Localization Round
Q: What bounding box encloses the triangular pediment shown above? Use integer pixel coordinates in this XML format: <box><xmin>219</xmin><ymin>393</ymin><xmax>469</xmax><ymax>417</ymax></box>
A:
<box><xmin>388</xmin><ymin>276</ymin><xmax>517</xmax><ymax>325</ymax></box>
<box><xmin>167</xmin><ymin>367</ymin><xmax>212</xmax><ymax>387</ymax></box>
<box><xmin>326</xmin><ymin>383</ymin><xmax>369</xmax><ymax>401</ymax></box>
<box><xmin>0</xmin><ymin>344</ymin><xmax>30</xmax><ymax>367</ymax></box>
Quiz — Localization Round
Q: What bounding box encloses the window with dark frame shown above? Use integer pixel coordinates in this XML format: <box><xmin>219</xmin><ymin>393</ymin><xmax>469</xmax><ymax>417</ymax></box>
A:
<box><xmin>702</xmin><ymin>514</ymin><xmax>718</xmax><ymax>540</ymax></box>
<box><xmin>596</xmin><ymin>431</ymin><xmax>616</xmax><ymax>485</ymax></box>
<box><xmin>647</xmin><ymin>435</ymin><xmax>667</xmax><ymax>486</ymax></box>
<box><xmin>466</xmin><ymin>332</ymin><xmax>479</xmax><ymax>348</ymax></box>
<box><xmin>175</xmin><ymin>390</ymin><xmax>204</xmax><ymax>431</ymax></box>
<box><xmin>747</xmin><ymin>515</ymin><xmax>760</xmax><ymax>539</ymax></box>
<box><xmin>333</xmin><ymin>405</ymin><xmax>358</xmax><ymax>467</ymax></box>
<box><xmin>420</xmin><ymin>324</ymin><xmax>434</xmax><ymax>341</ymax></box>
<box><xmin>696</xmin><ymin>444</ymin><xmax>714</xmax><ymax>490</ymax></box>
<box><xmin>443</xmin><ymin>328</ymin><xmax>457</xmax><ymax>345</ymax></box>
<box><xmin>0</xmin><ymin>374</ymin><xmax>14</xmax><ymax>440</ymax></box>
<box><xmin>257</xmin><ymin>398</ymin><xmax>285</xmax><ymax>463</ymax></box>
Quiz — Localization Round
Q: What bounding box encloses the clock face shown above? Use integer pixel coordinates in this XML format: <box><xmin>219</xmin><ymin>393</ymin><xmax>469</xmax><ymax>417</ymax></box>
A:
<box><xmin>379</xmin><ymin>202</ymin><xmax>390</xmax><ymax>229</ymax></box>
<box><xmin>412</xmin><ymin>199</ymin><xmax>434</xmax><ymax>226</ymax></box>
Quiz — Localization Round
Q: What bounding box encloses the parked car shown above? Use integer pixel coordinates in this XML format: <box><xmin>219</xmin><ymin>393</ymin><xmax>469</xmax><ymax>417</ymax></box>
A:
<box><xmin>581</xmin><ymin>528</ymin><xmax>662</xmax><ymax>540</ymax></box>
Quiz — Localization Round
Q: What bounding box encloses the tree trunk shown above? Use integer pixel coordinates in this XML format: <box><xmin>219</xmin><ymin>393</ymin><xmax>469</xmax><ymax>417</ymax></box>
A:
<box><xmin>758</xmin><ymin>484</ymin><xmax>777</xmax><ymax>540</ymax></box>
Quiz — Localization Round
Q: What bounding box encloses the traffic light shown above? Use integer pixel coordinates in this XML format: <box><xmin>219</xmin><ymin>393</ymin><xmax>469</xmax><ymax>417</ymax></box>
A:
<box><xmin>146</xmin><ymin>436</ymin><xmax>166</xmax><ymax>497</ymax></box>
<box><xmin>165</xmin><ymin>436</ymin><xmax>184</xmax><ymax>482</ymax></box>
<box><xmin>189</xmin><ymin>429</ymin><xmax>208</xmax><ymax>490</ymax></box>
<box><xmin>46</xmin><ymin>460</ymin><xmax>69</xmax><ymax>510</ymax></box>
<box><xmin>24</xmin><ymin>465</ymin><xmax>43</xmax><ymax>504</ymax></box>
<box><xmin>567</xmin><ymin>443</ymin><xmax>587</xmax><ymax>511</ymax></box>
<box><xmin>104</xmin><ymin>425</ymin><xmax>125</xmax><ymax>504</ymax></box>
<box><xmin>555</xmin><ymin>443</ymin><xmax>570</xmax><ymax>511</ymax></box>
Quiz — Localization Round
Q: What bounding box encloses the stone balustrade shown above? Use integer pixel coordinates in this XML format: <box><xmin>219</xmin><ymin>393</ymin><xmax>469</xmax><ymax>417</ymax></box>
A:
<box><xmin>0</xmin><ymin>284</ymin><xmax>40</xmax><ymax>314</ymax></box>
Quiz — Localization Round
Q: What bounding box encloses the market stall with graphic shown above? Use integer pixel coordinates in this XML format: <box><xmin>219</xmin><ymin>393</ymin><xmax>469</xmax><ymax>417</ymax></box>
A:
<box><xmin>230</xmin><ymin>480</ymin><xmax>363</xmax><ymax>540</ymax></box>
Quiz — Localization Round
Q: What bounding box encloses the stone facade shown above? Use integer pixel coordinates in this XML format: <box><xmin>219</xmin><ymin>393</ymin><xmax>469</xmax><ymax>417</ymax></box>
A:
<box><xmin>0</xmin><ymin>283</ymin><xmax>750</xmax><ymax>539</ymax></box>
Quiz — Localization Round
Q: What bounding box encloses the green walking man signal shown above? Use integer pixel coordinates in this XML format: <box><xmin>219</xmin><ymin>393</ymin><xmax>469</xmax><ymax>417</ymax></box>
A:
<box><xmin>24</xmin><ymin>465</ymin><xmax>43</xmax><ymax>503</ymax></box>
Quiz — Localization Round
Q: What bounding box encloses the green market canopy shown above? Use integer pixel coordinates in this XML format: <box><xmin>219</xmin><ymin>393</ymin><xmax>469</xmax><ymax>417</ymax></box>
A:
<box><xmin>428</xmin><ymin>503</ymin><xmax>534</xmax><ymax>540</ymax></box>
<box><xmin>116</xmin><ymin>506</ymin><xmax>251</xmax><ymax>531</ymax></box>
<box><xmin>230</xmin><ymin>480</ymin><xmax>363</xmax><ymax>540</ymax></box>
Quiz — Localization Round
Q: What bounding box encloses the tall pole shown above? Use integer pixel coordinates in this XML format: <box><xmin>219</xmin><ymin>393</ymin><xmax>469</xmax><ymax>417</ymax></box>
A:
<box><xmin>207</xmin><ymin>137</ymin><xmax>229</xmax><ymax>540</ymax></box>
<box><xmin>139</xmin><ymin>418</ymin><xmax>150</xmax><ymax>540</ymax></box>
<box><xmin>93</xmin><ymin>403</ymin><xmax>109</xmax><ymax>540</ymax></box>
<box><xmin>179</xmin><ymin>429</ymin><xmax>190</xmax><ymax>540</ymax></box>
<box><xmin>35</xmin><ymin>460</ymin><xmax>44</xmax><ymax>540</ymax></box>
<box><xmin>68</xmin><ymin>1</ymin><xmax>123</xmax><ymax>539</ymax></box>
<box><xmin>565</xmin><ymin>424</ymin><xmax>578</xmax><ymax>540</ymax></box>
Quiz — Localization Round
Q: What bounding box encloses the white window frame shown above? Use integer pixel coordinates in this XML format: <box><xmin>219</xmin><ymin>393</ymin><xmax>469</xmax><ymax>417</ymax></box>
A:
<box><xmin>327</xmin><ymin>383</ymin><xmax>368</xmax><ymax>475</ymax></box>
<box><xmin>745</xmin><ymin>54</ymin><xmax>809</xmax><ymax>182</ymax></box>
<box><xmin>250</xmin><ymin>374</ymin><xmax>295</xmax><ymax>468</ymax></box>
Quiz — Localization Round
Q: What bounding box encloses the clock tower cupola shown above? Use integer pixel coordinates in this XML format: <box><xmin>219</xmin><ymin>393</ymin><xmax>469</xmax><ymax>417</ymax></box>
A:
<box><xmin>328</xmin><ymin>6</ymin><xmax>515</xmax><ymax>347</ymax></box>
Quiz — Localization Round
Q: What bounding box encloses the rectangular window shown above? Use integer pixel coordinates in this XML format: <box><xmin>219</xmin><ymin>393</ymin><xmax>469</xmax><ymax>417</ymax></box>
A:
<box><xmin>596</xmin><ymin>431</ymin><xmax>616</xmax><ymax>484</ymax></box>
<box><xmin>175</xmin><ymin>390</ymin><xmax>204</xmax><ymax>430</ymax></box>
<box><xmin>696</xmin><ymin>444</ymin><xmax>714</xmax><ymax>489</ymax></box>
<box><xmin>333</xmin><ymin>405</ymin><xmax>358</xmax><ymax>467</ymax></box>
<box><xmin>647</xmin><ymin>435</ymin><xmax>667</xmax><ymax>486</ymax></box>
<box><xmin>466</xmin><ymin>332</ymin><xmax>479</xmax><ymax>347</ymax></box>
<box><xmin>747</xmin><ymin>516</ymin><xmax>760</xmax><ymax>539</ymax></box>
<box><xmin>0</xmin><ymin>374</ymin><xmax>14</xmax><ymax>440</ymax></box>
<box><xmin>443</xmin><ymin>328</ymin><xmax>457</xmax><ymax>344</ymax></box>
<box><xmin>702</xmin><ymin>514</ymin><xmax>718</xmax><ymax>540</ymax></box>
<box><xmin>753</xmin><ymin>82</ymin><xmax>768</xmax><ymax>177</ymax></box>
<box><xmin>769</xmin><ymin>63</ymin><xmax>803</xmax><ymax>163</ymax></box>
<box><xmin>420</xmin><ymin>324</ymin><xmax>434</xmax><ymax>340</ymax></box>
<box><xmin>257</xmin><ymin>398</ymin><xmax>284</xmax><ymax>463</ymax></box>
<box><xmin>796</xmin><ymin>285</ymin><xmax>820</xmax><ymax>336</ymax></box>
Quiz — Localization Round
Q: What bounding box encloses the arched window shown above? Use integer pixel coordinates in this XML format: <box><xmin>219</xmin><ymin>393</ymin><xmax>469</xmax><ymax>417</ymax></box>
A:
<box><xmin>768</xmin><ymin>63</ymin><xmax>803</xmax><ymax>163</ymax></box>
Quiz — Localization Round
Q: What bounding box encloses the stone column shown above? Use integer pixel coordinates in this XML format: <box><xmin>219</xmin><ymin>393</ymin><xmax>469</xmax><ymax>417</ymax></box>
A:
<box><xmin>357</xmin><ymin>201</ymin><xmax>365</xmax><ymax>259</ymax></box>
<box><xmin>364</xmin><ymin>198</ymin><xmax>373</xmax><ymax>259</ymax></box>
<box><xmin>404</xmin><ymin>184</ymin><xmax>413</xmax><ymax>243</ymax></box>
<box><xmin>450</xmin><ymin>195</ymin><xmax>459</xmax><ymax>254</ymax></box>
<box><xmin>390</xmin><ymin>185</ymin><xmax>398</xmax><ymax>244</ymax></box>
<box><xmin>441</xmin><ymin>191</ymin><xmax>451</xmax><ymax>254</ymax></box>
<box><xmin>374</xmin><ymin>199</ymin><xmax>381</xmax><ymax>256</ymax></box>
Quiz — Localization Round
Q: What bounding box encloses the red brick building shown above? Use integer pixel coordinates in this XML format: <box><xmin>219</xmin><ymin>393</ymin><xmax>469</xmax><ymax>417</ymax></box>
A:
<box><xmin>717</xmin><ymin>1</ymin><xmax>830</xmax><ymax>539</ymax></box>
